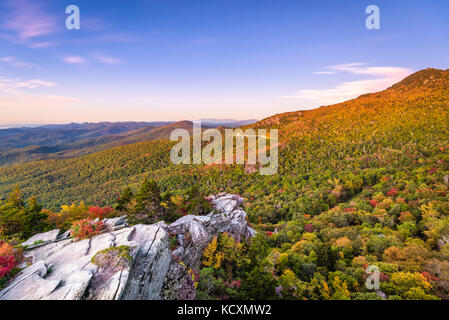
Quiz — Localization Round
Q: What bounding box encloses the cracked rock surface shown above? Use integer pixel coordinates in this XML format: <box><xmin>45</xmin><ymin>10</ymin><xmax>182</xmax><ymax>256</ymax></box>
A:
<box><xmin>0</xmin><ymin>193</ymin><xmax>255</xmax><ymax>300</ymax></box>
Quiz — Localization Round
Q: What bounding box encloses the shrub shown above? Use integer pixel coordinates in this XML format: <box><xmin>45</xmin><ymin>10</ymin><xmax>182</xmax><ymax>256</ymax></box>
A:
<box><xmin>88</xmin><ymin>206</ymin><xmax>116</xmax><ymax>220</ymax></box>
<box><xmin>91</xmin><ymin>245</ymin><xmax>132</xmax><ymax>271</ymax></box>
<box><xmin>0</xmin><ymin>241</ymin><xmax>14</xmax><ymax>257</ymax></box>
<box><xmin>48</xmin><ymin>202</ymin><xmax>89</xmax><ymax>230</ymax></box>
<box><xmin>0</xmin><ymin>255</ymin><xmax>16</xmax><ymax>279</ymax></box>
<box><xmin>381</xmin><ymin>271</ymin><xmax>432</xmax><ymax>297</ymax></box>
<box><xmin>70</xmin><ymin>218</ymin><xmax>104</xmax><ymax>240</ymax></box>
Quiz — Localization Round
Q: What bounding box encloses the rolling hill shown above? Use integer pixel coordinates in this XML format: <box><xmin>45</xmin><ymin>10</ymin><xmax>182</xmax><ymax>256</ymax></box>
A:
<box><xmin>0</xmin><ymin>68</ymin><xmax>448</xmax><ymax>213</ymax></box>
<box><xmin>1</xmin><ymin>68</ymin><xmax>449</xmax><ymax>300</ymax></box>
<box><xmin>0</xmin><ymin>119</ymin><xmax>257</xmax><ymax>167</ymax></box>
<box><xmin>0</xmin><ymin>121</ymin><xmax>205</xmax><ymax>166</ymax></box>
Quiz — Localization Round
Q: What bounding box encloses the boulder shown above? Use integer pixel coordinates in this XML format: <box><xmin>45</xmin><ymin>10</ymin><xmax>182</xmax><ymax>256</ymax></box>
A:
<box><xmin>21</xmin><ymin>229</ymin><xmax>61</xmax><ymax>247</ymax></box>
<box><xmin>161</xmin><ymin>193</ymin><xmax>256</xmax><ymax>299</ymax></box>
<box><xmin>103</xmin><ymin>216</ymin><xmax>127</xmax><ymax>230</ymax></box>
<box><xmin>1</xmin><ymin>225</ymin><xmax>169</xmax><ymax>300</ymax></box>
<box><xmin>209</xmin><ymin>193</ymin><xmax>243</xmax><ymax>216</ymax></box>
<box><xmin>437</xmin><ymin>234</ymin><xmax>449</xmax><ymax>250</ymax></box>
<box><xmin>58</xmin><ymin>230</ymin><xmax>71</xmax><ymax>240</ymax></box>
<box><xmin>0</xmin><ymin>261</ymin><xmax>60</xmax><ymax>300</ymax></box>
<box><xmin>1</xmin><ymin>193</ymin><xmax>255</xmax><ymax>300</ymax></box>
<box><xmin>121</xmin><ymin>225</ymin><xmax>171</xmax><ymax>300</ymax></box>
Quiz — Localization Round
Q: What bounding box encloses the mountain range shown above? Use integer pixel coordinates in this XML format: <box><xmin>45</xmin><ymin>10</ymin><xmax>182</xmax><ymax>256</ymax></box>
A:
<box><xmin>1</xmin><ymin>68</ymin><xmax>449</xmax><ymax>300</ymax></box>
<box><xmin>0</xmin><ymin>119</ymin><xmax>257</xmax><ymax>166</ymax></box>
<box><xmin>0</xmin><ymin>67</ymin><xmax>447</xmax><ymax>208</ymax></box>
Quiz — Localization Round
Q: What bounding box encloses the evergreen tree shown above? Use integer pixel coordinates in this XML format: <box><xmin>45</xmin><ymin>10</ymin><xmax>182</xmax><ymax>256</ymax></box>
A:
<box><xmin>184</xmin><ymin>185</ymin><xmax>212</xmax><ymax>215</ymax></box>
<box><xmin>0</xmin><ymin>188</ymin><xmax>48</xmax><ymax>239</ymax></box>
<box><xmin>21</xmin><ymin>196</ymin><xmax>49</xmax><ymax>239</ymax></box>
<box><xmin>129</xmin><ymin>177</ymin><xmax>165</xmax><ymax>224</ymax></box>
<box><xmin>241</xmin><ymin>265</ymin><xmax>278</xmax><ymax>300</ymax></box>
<box><xmin>115</xmin><ymin>186</ymin><xmax>133</xmax><ymax>211</ymax></box>
<box><xmin>8</xmin><ymin>185</ymin><xmax>24</xmax><ymax>209</ymax></box>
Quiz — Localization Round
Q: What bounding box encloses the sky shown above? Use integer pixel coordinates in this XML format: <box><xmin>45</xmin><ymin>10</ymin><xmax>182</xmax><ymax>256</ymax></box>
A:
<box><xmin>0</xmin><ymin>0</ymin><xmax>448</xmax><ymax>125</ymax></box>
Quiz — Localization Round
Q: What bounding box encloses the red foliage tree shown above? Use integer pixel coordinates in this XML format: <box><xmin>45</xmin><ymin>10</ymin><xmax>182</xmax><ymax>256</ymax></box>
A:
<box><xmin>70</xmin><ymin>218</ymin><xmax>105</xmax><ymax>240</ymax></box>
<box><xmin>304</xmin><ymin>224</ymin><xmax>314</xmax><ymax>233</ymax></box>
<box><xmin>0</xmin><ymin>255</ymin><xmax>16</xmax><ymax>279</ymax></box>
<box><xmin>88</xmin><ymin>206</ymin><xmax>115</xmax><ymax>220</ymax></box>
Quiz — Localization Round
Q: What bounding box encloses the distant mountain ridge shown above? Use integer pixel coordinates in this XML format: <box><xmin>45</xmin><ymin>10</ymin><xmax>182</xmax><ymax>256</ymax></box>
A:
<box><xmin>0</xmin><ymin>67</ymin><xmax>447</xmax><ymax>209</ymax></box>
<box><xmin>0</xmin><ymin>119</ymin><xmax>256</xmax><ymax>166</ymax></box>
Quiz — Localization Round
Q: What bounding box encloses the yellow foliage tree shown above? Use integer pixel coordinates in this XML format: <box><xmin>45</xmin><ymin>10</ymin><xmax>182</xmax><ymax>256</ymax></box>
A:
<box><xmin>202</xmin><ymin>236</ymin><xmax>218</xmax><ymax>268</ymax></box>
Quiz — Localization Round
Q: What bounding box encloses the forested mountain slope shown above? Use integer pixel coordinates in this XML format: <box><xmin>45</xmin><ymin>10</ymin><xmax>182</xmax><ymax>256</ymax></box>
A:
<box><xmin>1</xmin><ymin>68</ymin><xmax>447</xmax><ymax>214</ymax></box>
<box><xmin>0</xmin><ymin>121</ymin><xmax>205</xmax><ymax>167</ymax></box>
<box><xmin>0</xmin><ymin>121</ymin><xmax>168</xmax><ymax>148</ymax></box>
<box><xmin>0</xmin><ymin>121</ymin><xmax>170</xmax><ymax>166</ymax></box>
<box><xmin>1</xmin><ymin>68</ymin><xmax>449</xmax><ymax>300</ymax></box>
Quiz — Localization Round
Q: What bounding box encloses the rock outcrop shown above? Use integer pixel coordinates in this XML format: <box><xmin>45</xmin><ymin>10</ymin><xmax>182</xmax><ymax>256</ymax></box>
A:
<box><xmin>0</xmin><ymin>193</ymin><xmax>254</xmax><ymax>300</ymax></box>
<box><xmin>162</xmin><ymin>193</ymin><xmax>255</xmax><ymax>299</ymax></box>
<box><xmin>21</xmin><ymin>229</ymin><xmax>61</xmax><ymax>247</ymax></box>
<box><xmin>437</xmin><ymin>234</ymin><xmax>449</xmax><ymax>251</ymax></box>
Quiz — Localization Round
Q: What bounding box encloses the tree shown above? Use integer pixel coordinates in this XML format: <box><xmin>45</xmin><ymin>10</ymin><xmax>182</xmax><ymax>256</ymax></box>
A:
<box><xmin>202</xmin><ymin>233</ymin><xmax>246</xmax><ymax>280</ymax></box>
<box><xmin>381</xmin><ymin>271</ymin><xmax>434</xmax><ymax>299</ymax></box>
<box><xmin>21</xmin><ymin>196</ymin><xmax>49</xmax><ymax>239</ymax></box>
<box><xmin>130</xmin><ymin>177</ymin><xmax>165</xmax><ymax>224</ymax></box>
<box><xmin>241</xmin><ymin>265</ymin><xmax>278</xmax><ymax>300</ymax></box>
<box><xmin>8</xmin><ymin>186</ymin><xmax>24</xmax><ymax>209</ymax></box>
<box><xmin>244</xmin><ymin>232</ymin><xmax>270</xmax><ymax>271</ymax></box>
<box><xmin>315</xmin><ymin>243</ymin><xmax>339</xmax><ymax>272</ymax></box>
<box><xmin>0</xmin><ymin>188</ymin><xmax>48</xmax><ymax>239</ymax></box>
<box><xmin>115</xmin><ymin>186</ymin><xmax>133</xmax><ymax>211</ymax></box>
<box><xmin>184</xmin><ymin>185</ymin><xmax>212</xmax><ymax>216</ymax></box>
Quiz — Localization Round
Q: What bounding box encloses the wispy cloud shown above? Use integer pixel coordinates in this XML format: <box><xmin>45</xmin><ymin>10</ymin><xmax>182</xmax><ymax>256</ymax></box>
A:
<box><xmin>1</xmin><ymin>0</ymin><xmax>58</xmax><ymax>44</ymax></box>
<box><xmin>0</xmin><ymin>74</ymin><xmax>79</xmax><ymax>108</ymax></box>
<box><xmin>0</xmin><ymin>76</ymin><xmax>55</xmax><ymax>94</ymax></box>
<box><xmin>313</xmin><ymin>71</ymin><xmax>335</xmax><ymax>75</ymax></box>
<box><xmin>0</xmin><ymin>56</ymin><xmax>38</xmax><ymax>68</ymax></box>
<box><xmin>28</xmin><ymin>41</ymin><xmax>56</xmax><ymax>48</ymax></box>
<box><xmin>64</xmin><ymin>56</ymin><xmax>87</xmax><ymax>64</ymax></box>
<box><xmin>92</xmin><ymin>53</ymin><xmax>122</xmax><ymax>65</ymax></box>
<box><xmin>283</xmin><ymin>63</ymin><xmax>413</xmax><ymax>105</ymax></box>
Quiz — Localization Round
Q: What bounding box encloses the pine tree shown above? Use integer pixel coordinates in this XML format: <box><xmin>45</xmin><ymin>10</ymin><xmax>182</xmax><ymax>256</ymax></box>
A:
<box><xmin>116</xmin><ymin>186</ymin><xmax>133</xmax><ymax>211</ymax></box>
<box><xmin>0</xmin><ymin>188</ymin><xmax>48</xmax><ymax>239</ymax></box>
<box><xmin>130</xmin><ymin>177</ymin><xmax>165</xmax><ymax>224</ymax></box>
<box><xmin>8</xmin><ymin>185</ymin><xmax>24</xmax><ymax>209</ymax></box>
<box><xmin>22</xmin><ymin>196</ymin><xmax>49</xmax><ymax>239</ymax></box>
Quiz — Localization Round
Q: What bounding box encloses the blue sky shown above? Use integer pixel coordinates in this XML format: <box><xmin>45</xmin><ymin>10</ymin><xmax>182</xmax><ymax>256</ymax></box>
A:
<box><xmin>0</xmin><ymin>0</ymin><xmax>448</xmax><ymax>124</ymax></box>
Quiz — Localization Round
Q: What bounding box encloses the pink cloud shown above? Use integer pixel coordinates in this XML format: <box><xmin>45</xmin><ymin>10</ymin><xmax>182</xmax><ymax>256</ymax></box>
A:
<box><xmin>92</xmin><ymin>53</ymin><xmax>122</xmax><ymax>65</ymax></box>
<box><xmin>0</xmin><ymin>72</ymin><xmax>79</xmax><ymax>109</ymax></box>
<box><xmin>1</xmin><ymin>0</ymin><xmax>58</xmax><ymax>42</ymax></box>
<box><xmin>0</xmin><ymin>56</ymin><xmax>37</xmax><ymax>68</ymax></box>
<box><xmin>28</xmin><ymin>41</ymin><xmax>56</xmax><ymax>48</ymax></box>
<box><xmin>283</xmin><ymin>63</ymin><xmax>413</xmax><ymax>105</ymax></box>
<box><xmin>0</xmin><ymin>76</ymin><xmax>55</xmax><ymax>94</ymax></box>
<box><xmin>64</xmin><ymin>56</ymin><xmax>87</xmax><ymax>64</ymax></box>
